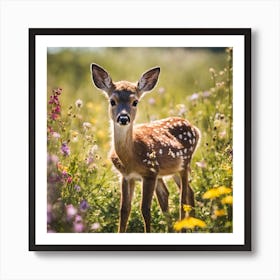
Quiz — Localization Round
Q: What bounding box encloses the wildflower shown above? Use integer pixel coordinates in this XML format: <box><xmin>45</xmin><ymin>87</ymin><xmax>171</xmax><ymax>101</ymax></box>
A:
<box><xmin>91</xmin><ymin>222</ymin><xmax>100</xmax><ymax>231</ymax></box>
<box><xmin>189</xmin><ymin>93</ymin><xmax>199</xmax><ymax>101</ymax></box>
<box><xmin>219</xmin><ymin>130</ymin><xmax>226</xmax><ymax>139</ymax></box>
<box><xmin>74</xmin><ymin>185</ymin><xmax>81</xmax><ymax>192</ymax></box>
<box><xmin>73</xmin><ymin>222</ymin><xmax>84</xmax><ymax>233</ymax></box>
<box><xmin>57</xmin><ymin>162</ymin><xmax>68</xmax><ymax>173</ymax></box>
<box><xmin>221</xmin><ymin>195</ymin><xmax>233</xmax><ymax>205</ymax></box>
<box><xmin>183</xmin><ymin>204</ymin><xmax>193</xmax><ymax>213</ymax></box>
<box><xmin>70</xmin><ymin>130</ymin><xmax>79</xmax><ymax>142</ymax></box>
<box><xmin>202</xmin><ymin>188</ymin><xmax>219</xmax><ymax>199</ymax></box>
<box><xmin>73</xmin><ymin>215</ymin><xmax>84</xmax><ymax>233</ymax></box>
<box><xmin>75</xmin><ymin>215</ymin><xmax>82</xmax><ymax>223</ymax></box>
<box><xmin>79</xmin><ymin>199</ymin><xmax>89</xmax><ymax>211</ymax></box>
<box><xmin>47</xmin><ymin>154</ymin><xmax>59</xmax><ymax>165</ymax></box>
<box><xmin>53</xmin><ymin>87</ymin><xmax>62</xmax><ymax>95</ymax></box>
<box><xmin>75</xmin><ymin>99</ymin><xmax>83</xmax><ymax>108</ymax></box>
<box><xmin>66</xmin><ymin>204</ymin><xmax>77</xmax><ymax>220</ymax></box>
<box><xmin>61</xmin><ymin>142</ymin><xmax>70</xmax><ymax>156</ymax></box>
<box><xmin>203</xmin><ymin>186</ymin><xmax>232</xmax><ymax>200</ymax></box>
<box><xmin>214</xmin><ymin>209</ymin><xmax>227</xmax><ymax>217</ymax></box>
<box><xmin>51</xmin><ymin>113</ymin><xmax>59</xmax><ymax>120</ymax></box>
<box><xmin>209</xmin><ymin>67</ymin><xmax>215</xmax><ymax>73</ymax></box>
<box><xmin>83</xmin><ymin>122</ymin><xmax>91</xmax><ymax>130</ymax></box>
<box><xmin>176</xmin><ymin>104</ymin><xmax>186</xmax><ymax>116</ymax></box>
<box><xmin>217</xmin><ymin>186</ymin><xmax>232</xmax><ymax>195</ymax></box>
<box><xmin>86</xmin><ymin>145</ymin><xmax>98</xmax><ymax>165</ymax></box>
<box><xmin>66</xmin><ymin>176</ymin><xmax>72</xmax><ymax>183</ymax></box>
<box><xmin>52</xmin><ymin>132</ymin><xmax>60</xmax><ymax>139</ymax></box>
<box><xmin>148</xmin><ymin>98</ymin><xmax>156</xmax><ymax>105</ymax></box>
<box><xmin>174</xmin><ymin>217</ymin><xmax>206</xmax><ymax>231</ymax></box>
<box><xmin>202</xmin><ymin>91</ymin><xmax>211</xmax><ymax>98</ymax></box>
<box><xmin>195</xmin><ymin>160</ymin><xmax>207</xmax><ymax>168</ymax></box>
<box><xmin>158</xmin><ymin>87</ymin><xmax>165</xmax><ymax>94</ymax></box>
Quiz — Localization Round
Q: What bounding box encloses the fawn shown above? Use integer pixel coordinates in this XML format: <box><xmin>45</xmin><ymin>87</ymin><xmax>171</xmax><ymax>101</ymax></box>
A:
<box><xmin>91</xmin><ymin>63</ymin><xmax>200</xmax><ymax>233</ymax></box>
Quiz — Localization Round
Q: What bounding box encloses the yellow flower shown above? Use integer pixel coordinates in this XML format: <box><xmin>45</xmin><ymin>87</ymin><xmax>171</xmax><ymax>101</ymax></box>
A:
<box><xmin>221</xmin><ymin>195</ymin><xmax>233</xmax><ymax>205</ymax></box>
<box><xmin>214</xmin><ymin>209</ymin><xmax>227</xmax><ymax>217</ymax></box>
<box><xmin>202</xmin><ymin>188</ymin><xmax>219</xmax><ymax>199</ymax></box>
<box><xmin>217</xmin><ymin>186</ymin><xmax>232</xmax><ymax>195</ymax></box>
<box><xmin>183</xmin><ymin>204</ymin><xmax>193</xmax><ymax>213</ymax></box>
<box><xmin>202</xmin><ymin>186</ymin><xmax>232</xmax><ymax>200</ymax></box>
<box><xmin>173</xmin><ymin>217</ymin><xmax>206</xmax><ymax>231</ymax></box>
<box><xmin>57</xmin><ymin>162</ymin><xmax>68</xmax><ymax>173</ymax></box>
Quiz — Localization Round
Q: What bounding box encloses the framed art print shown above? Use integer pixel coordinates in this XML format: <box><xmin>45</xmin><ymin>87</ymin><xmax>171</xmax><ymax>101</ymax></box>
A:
<box><xmin>29</xmin><ymin>28</ymin><xmax>251</xmax><ymax>251</ymax></box>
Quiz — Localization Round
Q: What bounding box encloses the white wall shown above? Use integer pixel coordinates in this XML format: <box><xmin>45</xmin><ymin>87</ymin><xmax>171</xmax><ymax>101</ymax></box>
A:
<box><xmin>0</xmin><ymin>0</ymin><xmax>279</xmax><ymax>279</ymax></box>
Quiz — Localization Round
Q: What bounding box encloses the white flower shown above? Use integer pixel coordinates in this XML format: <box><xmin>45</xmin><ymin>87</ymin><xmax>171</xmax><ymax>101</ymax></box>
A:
<box><xmin>75</xmin><ymin>99</ymin><xmax>83</xmax><ymax>108</ymax></box>
<box><xmin>189</xmin><ymin>93</ymin><xmax>199</xmax><ymax>101</ymax></box>
<box><xmin>83</xmin><ymin>122</ymin><xmax>91</xmax><ymax>129</ymax></box>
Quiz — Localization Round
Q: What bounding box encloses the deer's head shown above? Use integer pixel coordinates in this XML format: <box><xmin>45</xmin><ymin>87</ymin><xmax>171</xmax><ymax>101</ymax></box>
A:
<box><xmin>91</xmin><ymin>63</ymin><xmax>160</xmax><ymax>126</ymax></box>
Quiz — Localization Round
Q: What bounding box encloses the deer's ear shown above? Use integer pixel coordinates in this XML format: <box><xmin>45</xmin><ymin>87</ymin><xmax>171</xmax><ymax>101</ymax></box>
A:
<box><xmin>91</xmin><ymin>63</ymin><xmax>113</xmax><ymax>95</ymax></box>
<box><xmin>137</xmin><ymin>67</ymin><xmax>160</xmax><ymax>98</ymax></box>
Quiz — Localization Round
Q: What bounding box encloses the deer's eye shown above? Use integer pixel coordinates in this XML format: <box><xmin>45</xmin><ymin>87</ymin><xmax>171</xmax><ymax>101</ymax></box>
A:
<box><xmin>110</xmin><ymin>99</ymin><xmax>116</xmax><ymax>106</ymax></box>
<box><xmin>132</xmin><ymin>100</ymin><xmax>138</xmax><ymax>107</ymax></box>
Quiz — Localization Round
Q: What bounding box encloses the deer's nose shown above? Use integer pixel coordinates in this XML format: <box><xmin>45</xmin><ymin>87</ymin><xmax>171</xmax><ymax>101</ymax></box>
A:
<box><xmin>117</xmin><ymin>114</ymin><xmax>130</xmax><ymax>125</ymax></box>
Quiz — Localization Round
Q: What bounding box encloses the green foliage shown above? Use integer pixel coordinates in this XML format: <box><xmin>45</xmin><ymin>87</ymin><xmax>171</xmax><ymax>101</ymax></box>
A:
<box><xmin>47</xmin><ymin>47</ymin><xmax>233</xmax><ymax>233</ymax></box>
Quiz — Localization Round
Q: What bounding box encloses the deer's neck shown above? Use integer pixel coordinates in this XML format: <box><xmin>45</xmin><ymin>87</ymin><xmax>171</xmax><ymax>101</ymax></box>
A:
<box><xmin>113</xmin><ymin>122</ymin><xmax>134</xmax><ymax>165</ymax></box>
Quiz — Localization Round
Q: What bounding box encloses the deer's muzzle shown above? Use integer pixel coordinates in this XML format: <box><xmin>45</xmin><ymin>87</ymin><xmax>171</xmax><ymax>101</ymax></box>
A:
<box><xmin>117</xmin><ymin>114</ymin><xmax>130</xmax><ymax>126</ymax></box>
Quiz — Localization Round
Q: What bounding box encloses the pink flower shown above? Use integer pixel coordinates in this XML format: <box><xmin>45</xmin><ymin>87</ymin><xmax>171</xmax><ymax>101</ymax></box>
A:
<box><xmin>196</xmin><ymin>160</ymin><xmax>207</xmax><ymax>168</ymax></box>
<box><xmin>66</xmin><ymin>204</ymin><xmax>77</xmax><ymax>219</ymax></box>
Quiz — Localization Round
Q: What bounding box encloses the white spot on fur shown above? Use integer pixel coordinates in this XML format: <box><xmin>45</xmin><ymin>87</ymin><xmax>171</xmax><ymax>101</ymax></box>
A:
<box><xmin>179</xmin><ymin>134</ymin><xmax>183</xmax><ymax>139</ymax></box>
<box><xmin>159</xmin><ymin>149</ymin><xmax>163</xmax><ymax>155</ymax></box>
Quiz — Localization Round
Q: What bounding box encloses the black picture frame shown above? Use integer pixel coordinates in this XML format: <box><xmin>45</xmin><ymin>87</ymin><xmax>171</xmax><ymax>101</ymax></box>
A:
<box><xmin>29</xmin><ymin>28</ymin><xmax>251</xmax><ymax>251</ymax></box>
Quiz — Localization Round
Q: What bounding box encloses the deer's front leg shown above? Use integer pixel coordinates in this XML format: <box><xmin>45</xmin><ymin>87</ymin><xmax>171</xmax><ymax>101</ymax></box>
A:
<box><xmin>118</xmin><ymin>177</ymin><xmax>135</xmax><ymax>233</ymax></box>
<box><xmin>141</xmin><ymin>176</ymin><xmax>157</xmax><ymax>233</ymax></box>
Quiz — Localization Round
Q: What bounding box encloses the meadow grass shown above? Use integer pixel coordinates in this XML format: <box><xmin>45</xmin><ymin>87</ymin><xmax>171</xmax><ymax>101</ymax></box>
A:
<box><xmin>47</xmin><ymin>47</ymin><xmax>233</xmax><ymax>233</ymax></box>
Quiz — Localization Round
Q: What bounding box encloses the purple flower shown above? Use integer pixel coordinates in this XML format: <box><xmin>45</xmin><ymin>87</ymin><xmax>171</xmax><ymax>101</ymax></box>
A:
<box><xmin>75</xmin><ymin>215</ymin><xmax>83</xmax><ymax>223</ymax></box>
<box><xmin>189</xmin><ymin>93</ymin><xmax>199</xmax><ymax>101</ymax></box>
<box><xmin>79</xmin><ymin>199</ymin><xmax>89</xmax><ymax>211</ymax></box>
<box><xmin>74</xmin><ymin>185</ymin><xmax>81</xmax><ymax>192</ymax></box>
<box><xmin>61</xmin><ymin>142</ymin><xmax>70</xmax><ymax>156</ymax></box>
<box><xmin>203</xmin><ymin>91</ymin><xmax>211</xmax><ymax>98</ymax></box>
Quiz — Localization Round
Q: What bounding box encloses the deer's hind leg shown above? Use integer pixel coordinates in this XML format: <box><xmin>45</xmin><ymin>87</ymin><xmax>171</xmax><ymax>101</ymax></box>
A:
<box><xmin>155</xmin><ymin>178</ymin><xmax>173</xmax><ymax>232</ymax></box>
<box><xmin>156</xmin><ymin>178</ymin><xmax>169</xmax><ymax>213</ymax></box>
<box><xmin>179</xmin><ymin>167</ymin><xmax>194</xmax><ymax>221</ymax></box>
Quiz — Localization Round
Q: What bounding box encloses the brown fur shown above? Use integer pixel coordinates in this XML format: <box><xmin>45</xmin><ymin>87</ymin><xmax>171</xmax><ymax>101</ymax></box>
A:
<box><xmin>91</xmin><ymin>63</ymin><xmax>200</xmax><ymax>233</ymax></box>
